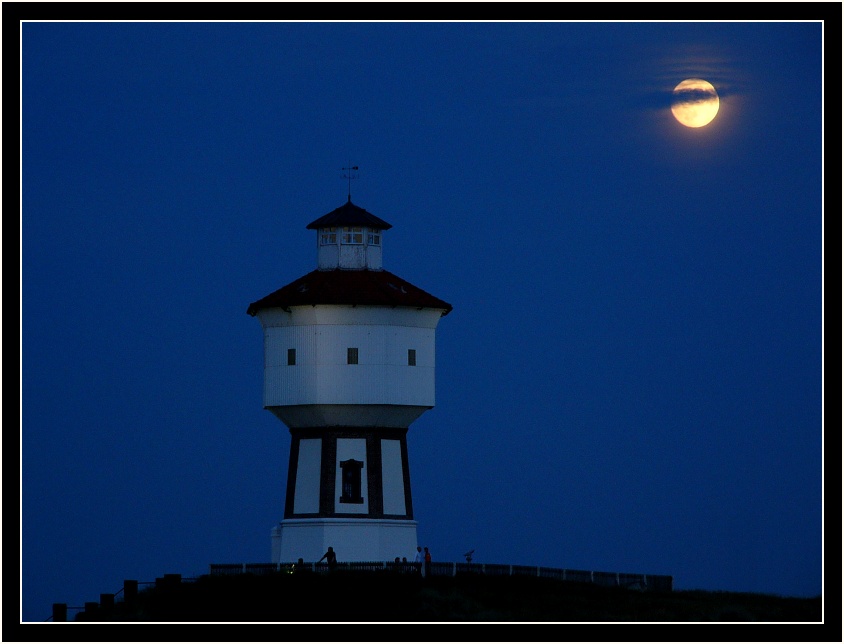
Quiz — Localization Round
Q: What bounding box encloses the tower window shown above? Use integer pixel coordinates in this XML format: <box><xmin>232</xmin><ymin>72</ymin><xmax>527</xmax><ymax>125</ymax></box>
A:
<box><xmin>339</xmin><ymin>459</ymin><xmax>364</xmax><ymax>504</ymax></box>
<box><xmin>347</xmin><ymin>347</ymin><xmax>359</xmax><ymax>364</ymax></box>
<box><xmin>367</xmin><ymin>231</ymin><xmax>381</xmax><ymax>245</ymax></box>
<box><xmin>342</xmin><ymin>227</ymin><xmax>363</xmax><ymax>244</ymax></box>
<box><xmin>408</xmin><ymin>349</ymin><xmax>416</xmax><ymax>366</ymax></box>
<box><xmin>287</xmin><ymin>348</ymin><xmax>296</xmax><ymax>366</ymax></box>
<box><xmin>320</xmin><ymin>227</ymin><xmax>337</xmax><ymax>245</ymax></box>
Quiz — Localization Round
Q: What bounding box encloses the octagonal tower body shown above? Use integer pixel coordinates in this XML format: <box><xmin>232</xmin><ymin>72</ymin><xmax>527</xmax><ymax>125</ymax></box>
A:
<box><xmin>247</xmin><ymin>200</ymin><xmax>451</xmax><ymax>563</ymax></box>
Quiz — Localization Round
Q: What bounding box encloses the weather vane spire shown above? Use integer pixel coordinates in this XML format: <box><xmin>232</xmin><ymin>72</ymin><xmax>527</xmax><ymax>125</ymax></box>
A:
<box><xmin>341</xmin><ymin>163</ymin><xmax>359</xmax><ymax>202</ymax></box>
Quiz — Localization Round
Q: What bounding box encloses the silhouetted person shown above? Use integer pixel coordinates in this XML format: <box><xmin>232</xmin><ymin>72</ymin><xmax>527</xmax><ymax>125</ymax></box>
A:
<box><xmin>414</xmin><ymin>546</ymin><xmax>424</xmax><ymax>574</ymax></box>
<box><xmin>318</xmin><ymin>546</ymin><xmax>337</xmax><ymax>571</ymax></box>
<box><xmin>290</xmin><ymin>557</ymin><xmax>305</xmax><ymax>575</ymax></box>
<box><xmin>423</xmin><ymin>546</ymin><xmax>431</xmax><ymax>578</ymax></box>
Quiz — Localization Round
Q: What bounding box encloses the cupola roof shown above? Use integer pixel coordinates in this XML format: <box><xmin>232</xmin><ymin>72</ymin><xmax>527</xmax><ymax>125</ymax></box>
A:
<box><xmin>306</xmin><ymin>200</ymin><xmax>392</xmax><ymax>230</ymax></box>
<box><xmin>247</xmin><ymin>268</ymin><xmax>452</xmax><ymax>317</ymax></box>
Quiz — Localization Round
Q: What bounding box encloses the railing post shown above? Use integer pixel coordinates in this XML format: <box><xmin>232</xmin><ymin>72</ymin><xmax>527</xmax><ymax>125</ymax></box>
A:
<box><xmin>52</xmin><ymin>603</ymin><xmax>67</xmax><ymax>622</ymax></box>
<box><xmin>124</xmin><ymin>580</ymin><xmax>138</xmax><ymax>605</ymax></box>
<box><xmin>156</xmin><ymin>574</ymin><xmax>181</xmax><ymax>589</ymax></box>
<box><xmin>100</xmin><ymin>594</ymin><xmax>114</xmax><ymax>611</ymax></box>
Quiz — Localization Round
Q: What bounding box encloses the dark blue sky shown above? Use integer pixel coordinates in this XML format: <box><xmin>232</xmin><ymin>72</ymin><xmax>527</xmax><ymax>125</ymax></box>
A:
<box><xmin>21</xmin><ymin>20</ymin><xmax>824</xmax><ymax>622</ymax></box>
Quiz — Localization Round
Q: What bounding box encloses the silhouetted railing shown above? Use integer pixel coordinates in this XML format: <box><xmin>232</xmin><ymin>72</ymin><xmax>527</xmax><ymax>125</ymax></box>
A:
<box><xmin>50</xmin><ymin>574</ymin><xmax>200</xmax><ymax>622</ymax></box>
<box><xmin>208</xmin><ymin>561</ymin><xmax>673</xmax><ymax>592</ymax></box>
<box><xmin>49</xmin><ymin>563</ymin><xmax>672</xmax><ymax>620</ymax></box>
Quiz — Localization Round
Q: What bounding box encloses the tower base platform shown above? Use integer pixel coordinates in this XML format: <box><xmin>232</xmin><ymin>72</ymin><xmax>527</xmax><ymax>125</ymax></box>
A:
<box><xmin>272</xmin><ymin>518</ymin><xmax>418</xmax><ymax>564</ymax></box>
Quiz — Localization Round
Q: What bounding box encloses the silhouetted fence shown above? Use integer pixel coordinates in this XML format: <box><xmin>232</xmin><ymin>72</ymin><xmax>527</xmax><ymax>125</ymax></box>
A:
<box><xmin>48</xmin><ymin>562</ymin><xmax>672</xmax><ymax>620</ymax></box>
<box><xmin>48</xmin><ymin>574</ymin><xmax>199</xmax><ymax>621</ymax></box>
<box><xmin>208</xmin><ymin>561</ymin><xmax>673</xmax><ymax>592</ymax></box>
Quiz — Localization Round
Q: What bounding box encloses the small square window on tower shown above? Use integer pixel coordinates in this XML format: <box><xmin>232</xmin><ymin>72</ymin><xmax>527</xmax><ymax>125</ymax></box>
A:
<box><xmin>287</xmin><ymin>348</ymin><xmax>296</xmax><ymax>366</ymax></box>
<box><xmin>320</xmin><ymin>227</ymin><xmax>337</xmax><ymax>245</ymax></box>
<box><xmin>347</xmin><ymin>347</ymin><xmax>359</xmax><ymax>364</ymax></box>
<box><xmin>342</xmin><ymin>227</ymin><xmax>363</xmax><ymax>244</ymax></box>
<box><xmin>408</xmin><ymin>349</ymin><xmax>416</xmax><ymax>366</ymax></box>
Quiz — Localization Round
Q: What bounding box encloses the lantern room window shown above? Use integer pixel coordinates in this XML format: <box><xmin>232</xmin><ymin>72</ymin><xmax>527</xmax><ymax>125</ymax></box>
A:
<box><xmin>408</xmin><ymin>349</ymin><xmax>416</xmax><ymax>366</ymax></box>
<box><xmin>367</xmin><ymin>231</ymin><xmax>381</xmax><ymax>245</ymax></box>
<box><xmin>342</xmin><ymin>227</ymin><xmax>364</xmax><ymax>244</ymax></box>
<box><xmin>347</xmin><ymin>347</ymin><xmax>359</xmax><ymax>364</ymax></box>
<box><xmin>320</xmin><ymin>227</ymin><xmax>337</xmax><ymax>245</ymax></box>
<box><xmin>287</xmin><ymin>348</ymin><xmax>296</xmax><ymax>366</ymax></box>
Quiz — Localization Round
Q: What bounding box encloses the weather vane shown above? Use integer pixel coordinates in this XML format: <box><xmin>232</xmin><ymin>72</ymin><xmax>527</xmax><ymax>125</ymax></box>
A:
<box><xmin>341</xmin><ymin>164</ymin><xmax>359</xmax><ymax>202</ymax></box>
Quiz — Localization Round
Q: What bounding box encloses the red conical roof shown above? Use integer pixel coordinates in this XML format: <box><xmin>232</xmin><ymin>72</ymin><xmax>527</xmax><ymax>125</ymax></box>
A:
<box><xmin>247</xmin><ymin>269</ymin><xmax>452</xmax><ymax>317</ymax></box>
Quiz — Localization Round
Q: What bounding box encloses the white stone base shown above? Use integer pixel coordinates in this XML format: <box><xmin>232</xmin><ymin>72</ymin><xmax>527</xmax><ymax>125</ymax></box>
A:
<box><xmin>271</xmin><ymin>518</ymin><xmax>418</xmax><ymax>564</ymax></box>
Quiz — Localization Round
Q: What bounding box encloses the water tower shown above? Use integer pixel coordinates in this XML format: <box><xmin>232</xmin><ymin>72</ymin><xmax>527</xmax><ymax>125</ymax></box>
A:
<box><xmin>247</xmin><ymin>198</ymin><xmax>452</xmax><ymax>563</ymax></box>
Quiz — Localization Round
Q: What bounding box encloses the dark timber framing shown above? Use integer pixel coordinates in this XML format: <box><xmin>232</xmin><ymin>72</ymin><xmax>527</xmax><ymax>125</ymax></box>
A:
<box><xmin>284</xmin><ymin>428</ymin><xmax>413</xmax><ymax>520</ymax></box>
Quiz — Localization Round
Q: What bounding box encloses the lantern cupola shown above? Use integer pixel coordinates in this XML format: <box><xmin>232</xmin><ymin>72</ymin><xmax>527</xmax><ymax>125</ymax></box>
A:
<box><xmin>306</xmin><ymin>199</ymin><xmax>392</xmax><ymax>270</ymax></box>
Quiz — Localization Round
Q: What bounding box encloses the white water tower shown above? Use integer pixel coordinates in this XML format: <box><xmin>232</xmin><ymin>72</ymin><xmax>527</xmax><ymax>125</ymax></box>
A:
<box><xmin>247</xmin><ymin>198</ymin><xmax>452</xmax><ymax>563</ymax></box>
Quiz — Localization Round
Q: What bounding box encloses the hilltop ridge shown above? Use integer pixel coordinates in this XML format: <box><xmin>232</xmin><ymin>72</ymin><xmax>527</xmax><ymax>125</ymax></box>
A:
<box><xmin>71</xmin><ymin>569</ymin><xmax>821</xmax><ymax>623</ymax></box>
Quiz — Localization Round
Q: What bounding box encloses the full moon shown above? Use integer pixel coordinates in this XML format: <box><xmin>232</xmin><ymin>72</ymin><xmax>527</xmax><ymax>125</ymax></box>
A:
<box><xmin>671</xmin><ymin>78</ymin><xmax>719</xmax><ymax>128</ymax></box>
